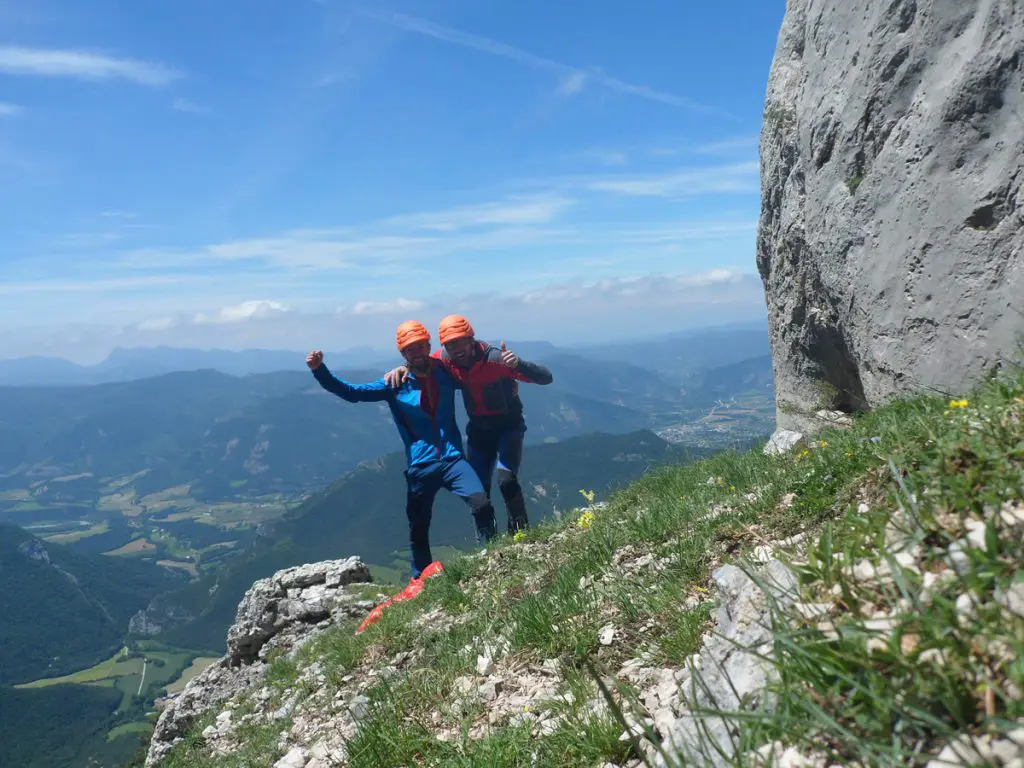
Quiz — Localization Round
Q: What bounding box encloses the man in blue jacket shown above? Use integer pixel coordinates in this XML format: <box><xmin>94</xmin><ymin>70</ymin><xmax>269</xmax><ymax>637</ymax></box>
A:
<box><xmin>306</xmin><ymin>320</ymin><xmax>498</xmax><ymax>581</ymax></box>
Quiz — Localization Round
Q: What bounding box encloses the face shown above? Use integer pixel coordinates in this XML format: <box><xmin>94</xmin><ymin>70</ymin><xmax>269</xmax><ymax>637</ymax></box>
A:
<box><xmin>401</xmin><ymin>341</ymin><xmax>431</xmax><ymax>370</ymax></box>
<box><xmin>443</xmin><ymin>336</ymin><xmax>475</xmax><ymax>365</ymax></box>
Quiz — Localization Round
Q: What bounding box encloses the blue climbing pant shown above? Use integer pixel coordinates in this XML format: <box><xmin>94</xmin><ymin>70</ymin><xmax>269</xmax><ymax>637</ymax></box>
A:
<box><xmin>405</xmin><ymin>457</ymin><xmax>497</xmax><ymax>578</ymax></box>
<box><xmin>467</xmin><ymin>425</ymin><xmax>529</xmax><ymax>533</ymax></box>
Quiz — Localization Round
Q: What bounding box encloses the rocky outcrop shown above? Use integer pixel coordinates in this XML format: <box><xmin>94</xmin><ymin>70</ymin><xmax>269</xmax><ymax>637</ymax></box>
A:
<box><xmin>130</xmin><ymin>595</ymin><xmax>195</xmax><ymax>637</ymax></box>
<box><xmin>649</xmin><ymin>560</ymin><xmax>798</xmax><ymax>767</ymax></box>
<box><xmin>758</xmin><ymin>0</ymin><xmax>1024</xmax><ymax>434</ymax></box>
<box><xmin>146</xmin><ymin>557</ymin><xmax>374</xmax><ymax>767</ymax></box>
<box><xmin>151</xmin><ymin>537</ymin><xmax>804</xmax><ymax>768</ymax></box>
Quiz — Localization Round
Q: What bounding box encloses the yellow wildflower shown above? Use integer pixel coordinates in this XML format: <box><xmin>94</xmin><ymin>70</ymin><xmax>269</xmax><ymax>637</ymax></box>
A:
<box><xmin>513</xmin><ymin>530</ymin><xmax>526</xmax><ymax>543</ymax></box>
<box><xmin>577</xmin><ymin>510</ymin><xmax>595</xmax><ymax>530</ymax></box>
<box><xmin>948</xmin><ymin>399</ymin><xmax>969</xmax><ymax>409</ymax></box>
<box><xmin>579</xmin><ymin>489</ymin><xmax>596</xmax><ymax>504</ymax></box>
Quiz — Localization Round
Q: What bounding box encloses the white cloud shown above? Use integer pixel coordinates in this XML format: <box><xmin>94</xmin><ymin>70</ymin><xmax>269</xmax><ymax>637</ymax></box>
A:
<box><xmin>121</xmin><ymin>225</ymin><xmax>566</xmax><ymax>271</ymax></box>
<box><xmin>58</xmin><ymin>231</ymin><xmax>125</xmax><ymax>247</ymax></box>
<box><xmin>0</xmin><ymin>46</ymin><xmax>180</xmax><ymax>86</ymax></box>
<box><xmin>675</xmin><ymin>268</ymin><xmax>747</xmax><ymax>286</ymax></box>
<box><xmin>349</xmin><ymin>297</ymin><xmax>427</xmax><ymax>316</ymax></box>
<box><xmin>93</xmin><ymin>177</ymin><xmax>755</xmax><ymax>275</ymax></box>
<box><xmin>194</xmin><ymin>300</ymin><xmax>289</xmax><ymax>325</ymax></box>
<box><xmin>600</xmin><ymin>220</ymin><xmax>758</xmax><ymax>244</ymax></box>
<box><xmin>555</xmin><ymin>71</ymin><xmax>587</xmax><ymax>97</ymax></box>
<box><xmin>136</xmin><ymin>316</ymin><xmax>178</xmax><ymax>332</ymax></box>
<box><xmin>383</xmin><ymin>194</ymin><xmax>574</xmax><ymax>232</ymax></box>
<box><xmin>172</xmin><ymin>97</ymin><xmax>208</xmax><ymax>114</ymax></box>
<box><xmin>0</xmin><ymin>274</ymin><xmax>191</xmax><ymax>295</ymax></box>
<box><xmin>587</xmin><ymin>161</ymin><xmax>760</xmax><ymax>198</ymax></box>
<box><xmin>0</xmin><ymin>102</ymin><xmax>23</xmax><ymax>116</ymax></box>
<box><xmin>0</xmin><ymin>269</ymin><xmax>767</xmax><ymax>362</ymax></box>
<box><xmin>363</xmin><ymin>11</ymin><xmax>727</xmax><ymax>116</ymax></box>
<box><xmin>519</xmin><ymin>268</ymin><xmax>758</xmax><ymax>306</ymax></box>
<box><xmin>100</xmin><ymin>210</ymin><xmax>138</xmax><ymax>219</ymax></box>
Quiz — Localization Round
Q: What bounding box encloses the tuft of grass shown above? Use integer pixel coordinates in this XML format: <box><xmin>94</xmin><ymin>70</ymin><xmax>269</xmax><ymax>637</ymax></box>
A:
<box><xmin>703</xmin><ymin>372</ymin><xmax>1024</xmax><ymax>766</ymax></box>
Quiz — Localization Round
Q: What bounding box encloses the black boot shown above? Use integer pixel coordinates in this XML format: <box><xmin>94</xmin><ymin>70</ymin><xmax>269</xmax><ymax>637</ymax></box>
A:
<box><xmin>498</xmin><ymin>469</ymin><xmax>529</xmax><ymax>532</ymax></box>
<box><xmin>469</xmin><ymin>494</ymin><xmax>498</xmax><ymax>543</ymax></box>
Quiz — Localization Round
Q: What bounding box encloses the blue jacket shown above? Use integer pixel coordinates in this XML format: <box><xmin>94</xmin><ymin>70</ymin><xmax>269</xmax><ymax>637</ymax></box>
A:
<box><xmin>311</xmin><ymin>361</ymin><xmax>466</xmax><ymax>469</ymax></box>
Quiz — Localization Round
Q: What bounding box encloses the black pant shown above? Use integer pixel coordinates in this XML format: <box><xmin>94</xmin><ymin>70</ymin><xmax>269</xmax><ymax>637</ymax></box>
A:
<box><xmin>404</xmin><ymin>457</ymin><xmax>497</xmax><ymax>577</ymax></box>
<box><xmin>467</xmin><ymin>424</ymin><xmax>529</xmax><ymax>533</ymax></box>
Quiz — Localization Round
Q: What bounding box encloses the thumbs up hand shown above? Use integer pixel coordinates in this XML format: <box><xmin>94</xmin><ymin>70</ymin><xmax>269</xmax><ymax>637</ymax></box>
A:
<box><xmin>500</xmin><ymin>341</ymin><xmax>519</xmax><ymax>368</ymax></box>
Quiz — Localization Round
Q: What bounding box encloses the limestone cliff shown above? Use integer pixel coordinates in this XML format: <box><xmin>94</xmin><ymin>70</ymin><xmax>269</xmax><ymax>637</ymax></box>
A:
<box><xmin>758</xmin><ymin>0</ymin><xmax>1023</xmax><ymax>433</ymax></box>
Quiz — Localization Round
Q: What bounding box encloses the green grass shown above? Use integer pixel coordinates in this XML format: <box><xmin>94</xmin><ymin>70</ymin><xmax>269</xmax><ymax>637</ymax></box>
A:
<box><xmin>165</xmin><ymin>657</ymin><xmax>219</xmax><ymax>695</ymax></box>
<box><xmin>722</xmin><ymin>380</ymin><xmax>1024</xmax><ymax>766</ymax></box>
<box><xmin>16</xmin><ymin>647</ymin><xmax>139</xmax><ymax>688</ymax></box>
<box><xmin>157</xmin><ymin>368</ymin><xmax>1024</xmax><ymax>767</ymax></box>
<box><xmin>10</xmin><ymin>500</ymin><xmax>44</xmax><ymax>512</ymax></box>
<box><xmin>160</xmin><ymin>707</ymin><xmax>294</xmax><ymax>768</ymax></box>
<box><xmin>363</xmin><ymin>561</ymin><xmax>405</xmax><ymax>586</ymax></box>
<box><xmin>107</xmin><ymin>721</ymin><xmax>153</xmax><ymax>742</ymax></box>
<box><xmin>44</xmin><ymin>520</ymin><xmax>111</xmax><ymax>544</ymax></box>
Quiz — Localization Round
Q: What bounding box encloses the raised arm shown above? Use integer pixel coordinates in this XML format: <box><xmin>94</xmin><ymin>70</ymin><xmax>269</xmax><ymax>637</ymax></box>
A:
<box><xmin>487</xmin><ymin>343</ymin><xmax>554</xmax><ymax>385</ymax></box>
<box><xmin>306</xmin><ymin>351</ymin><xmax>393</xmax><ymax>403</ymax></box>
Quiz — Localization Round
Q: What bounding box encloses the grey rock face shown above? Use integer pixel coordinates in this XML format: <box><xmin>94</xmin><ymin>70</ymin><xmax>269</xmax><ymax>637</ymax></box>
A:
<box><xmin>146</xmin><ymin>557</ymin><xmax>373</xmax><ymax>767</ymax></box>
<box><xmin>18</xmin><ymin>538</ymin><xmax>50</xmax><ymax>563</ymax></box>
<box><xmin>763</xmin><ymin>429</ymin><xmax>806</xmax><ymax>456</ymax></box>
<box><xmin>758</xmin><ymin>0</ymin><xmax>1024</xmax><ymax>433</ymax></box>
<box><xmin>653</xmin><ymin>560</ymin><xmax>798</xmax><ymax>767</ymax></box>
<box><xmin>129</xmin><ymin>596</ymin><xmax>195</xmax><ymax>637</ymax></box>
<box><xmin>146</xmin><ymin>658</ymin><xmax>266</xmax><ymax>768</ymax></box>
<box><xmin>227</xmin><ymin>556</ymin><xmax>372</xmax><ymax>665</ymax></box>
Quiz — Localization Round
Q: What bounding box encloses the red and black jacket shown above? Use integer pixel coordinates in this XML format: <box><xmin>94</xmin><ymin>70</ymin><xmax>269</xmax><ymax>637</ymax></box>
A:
<box><xmin>433</xmin><ymin>342</ymin><xmax>553</xmax><ymax>431</ymax></box>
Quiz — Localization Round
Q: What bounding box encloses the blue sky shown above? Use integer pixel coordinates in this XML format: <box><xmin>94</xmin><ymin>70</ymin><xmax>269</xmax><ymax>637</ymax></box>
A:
<box><xmin>0</xmin><ymin>0</ymin><xmax>785</xmax><ymax>362</ymax></box>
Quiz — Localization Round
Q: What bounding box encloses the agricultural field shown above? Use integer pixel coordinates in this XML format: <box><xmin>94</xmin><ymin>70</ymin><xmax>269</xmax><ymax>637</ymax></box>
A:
<box><xmin>15</xmin><ymin>640</ymin><xmax>207</xmax><ymax>738</ymax></box>
<box><xmin>1</xmin><ymin>468</ymin><xmax>297</xmax><ymax>580</ymax></box>
<box><xmin>165</xmin><ymin>657</ymin><xmax>219</xmax><ymax>695</ymax></box>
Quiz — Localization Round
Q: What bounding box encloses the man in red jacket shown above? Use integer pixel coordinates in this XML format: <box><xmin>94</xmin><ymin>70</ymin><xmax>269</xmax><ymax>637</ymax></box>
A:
<box><xmin>387</xmin><ymin>315</ymin><xmax>553</xmax><ymax>533</ymax></box>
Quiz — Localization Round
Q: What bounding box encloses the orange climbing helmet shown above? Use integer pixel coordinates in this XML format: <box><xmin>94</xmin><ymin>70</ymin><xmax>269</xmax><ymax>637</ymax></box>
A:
<box><xmin>395</xmin><ymin>320</ymin><xmax>431</xmax><ymax>351</ymax></box>
<box><xmin>438</xmin><ymin>314</ymin><xmax>475</xmax><ymax>345</ymax></box>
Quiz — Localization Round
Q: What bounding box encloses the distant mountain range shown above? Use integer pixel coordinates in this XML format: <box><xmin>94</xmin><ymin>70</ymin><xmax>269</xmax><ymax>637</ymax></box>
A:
<box><xmin>0</xmin><ymin>361</ymin><xmax>658</xmax><ymax>511</ymax></box>
<box><xmin>0</xmin><ymin>326</ymin><xmax>772</xmax><ymax>511</ymax></box>
<box><xmin>0</xmin><ymin>346</ymin><xmax>389</xmax><ymax>387</ymax></box>
<box><xmin>0</xmin><ymin>322</ymin><xmax>768</xmax><ymax>387</ymax></box>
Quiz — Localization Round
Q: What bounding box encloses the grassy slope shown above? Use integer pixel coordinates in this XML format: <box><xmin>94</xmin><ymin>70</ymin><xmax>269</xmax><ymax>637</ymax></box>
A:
<box><xmin>159</xmin><ymin>370</ymin><xmax>1024</xmax><ymax>767</ymax></box>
